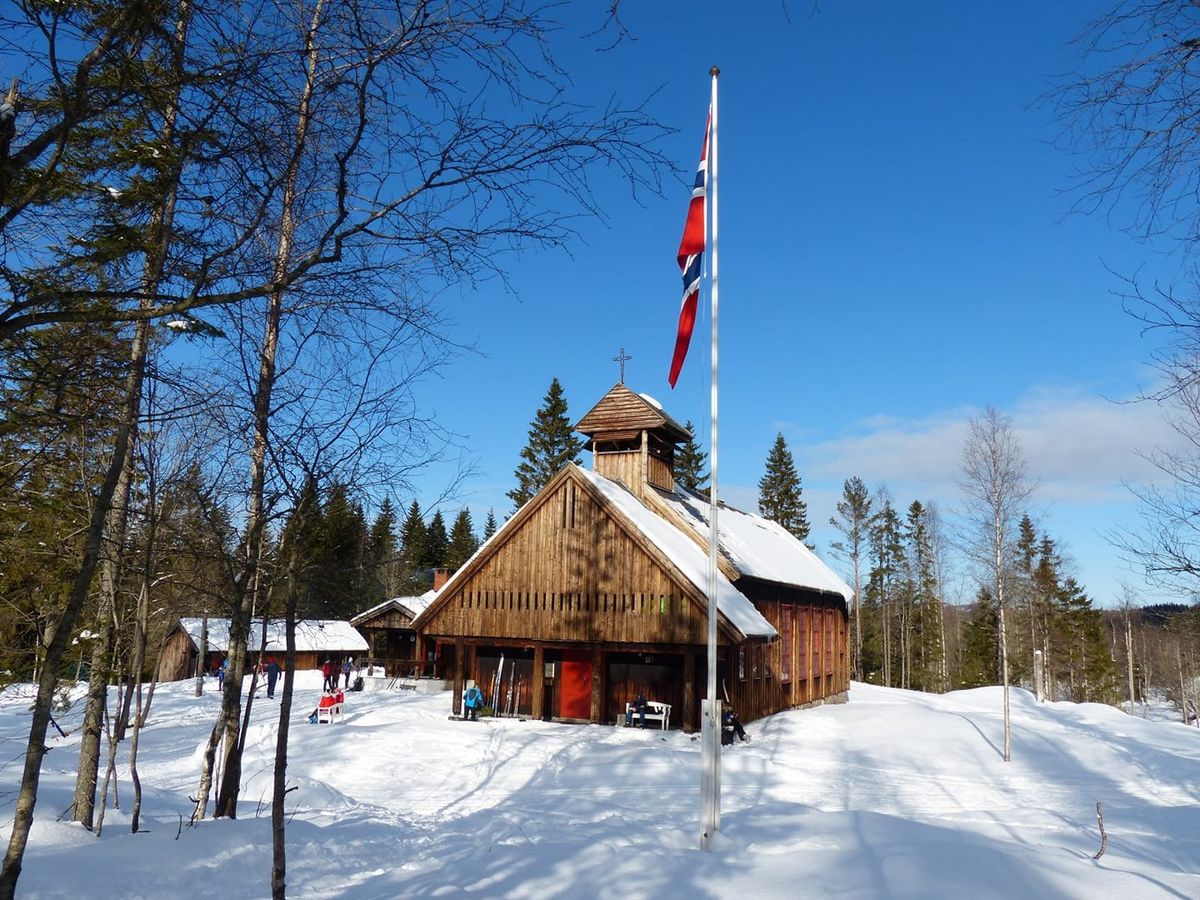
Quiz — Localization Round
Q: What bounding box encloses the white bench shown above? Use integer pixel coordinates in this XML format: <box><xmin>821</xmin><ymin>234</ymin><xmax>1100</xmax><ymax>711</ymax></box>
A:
<box><xmin>619</xmin><ymin>701</ymin><xmax>671</xmax><ymax>730</ymax></box>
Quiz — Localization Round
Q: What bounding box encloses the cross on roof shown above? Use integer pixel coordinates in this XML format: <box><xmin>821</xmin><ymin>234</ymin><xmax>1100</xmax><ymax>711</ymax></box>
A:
<box><xmin>613</xmin><ymin>347</ymin><xmax>632</xmax><ymax>383</ymax></box>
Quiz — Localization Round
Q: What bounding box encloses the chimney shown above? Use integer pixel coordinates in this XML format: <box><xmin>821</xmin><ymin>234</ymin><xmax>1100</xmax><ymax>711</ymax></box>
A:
<box><xmin>433</xmin><ymin>567</ymin><xmax>451</xmax><ymax>591</ymax></box>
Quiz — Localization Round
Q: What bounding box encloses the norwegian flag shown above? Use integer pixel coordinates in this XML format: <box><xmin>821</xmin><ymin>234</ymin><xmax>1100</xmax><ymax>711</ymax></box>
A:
<box><xmin>668</xmin><ymin>112</ymin><xmax>710</xmax><ymax>388</ymax></box>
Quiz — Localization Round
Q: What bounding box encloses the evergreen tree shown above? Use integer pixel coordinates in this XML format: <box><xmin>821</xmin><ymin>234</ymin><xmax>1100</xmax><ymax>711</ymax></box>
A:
<box><xmin>281</xmin><ymin>477</ymin><xmax>326</xmax><ymax>621</ymax></box>
<box><xmin>863</xmin><ymin>497</ymin><xmax>903</xmax><ymax>686</ymax></box>
<box><xmin>960</xmin><ymin>587</ymin><xmax>1001</xmax><ymax>688</ymax></box>
<box><xmin>482</xmin><ymin>508</ymin><xmax>498</xmax><ymax>542</ymax></box>
<box><xmin>507</xmin><ymin>377</ymin><xmax>584</xmax><ymax>511</ymax></box>
<box><xmin>423</xmin><ymin>510</ymin><xmax>448</xmax><ymax>569</ymax></box>
<box><xmin>757</xmin><ymin>433</ymin><xmax>810</xmax><ymax>543</ymax></box>
<box><xmin>675</xmin><ymin>420</ymin><xmax>709</xmax><ymax>495</ymax></box>
<box><xmin>365</xmin><ymin>498</ymin><xmax>398</xmax><ymax>604</ymax></box>
<box><xmin>444</xmin><ymin>508</ymin><xmax>479</xmax><ymax>571</ymax></box>
<box><xmin>303</xmin><ymin>482</ymin><xmax>368</xmax><ymax>619</ymax></box>
<box><xmin>902</xmin><ymin>501</ymin><xmax>943</xmax><ymax>692</ymax></box>
<box><xmin>398</xmin><ymin>500</ymin><xmax>427</xmax><ymax>587</ymax></box>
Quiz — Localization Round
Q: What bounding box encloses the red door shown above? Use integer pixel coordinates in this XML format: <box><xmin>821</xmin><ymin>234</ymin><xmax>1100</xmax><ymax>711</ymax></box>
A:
<box><xmin>560</xmin><ymin>650</ymin><xmax>593</xmax><ymax>720</ymax></box>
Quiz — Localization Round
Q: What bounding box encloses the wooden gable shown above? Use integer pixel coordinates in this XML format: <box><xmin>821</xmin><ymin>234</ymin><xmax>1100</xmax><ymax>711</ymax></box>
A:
<box><xmin>417</xmin><ymin>465</ymin><xmax>743</xmax><ymax>645</ymax></box>
<box><xmin>575</xmin><ymin>383</ymin><xmax>690</xmax><ymax>443</ymax></box>
<box><xmin>354</xmin><ymin>601</ymin><xmax>417</xmax><ymax>631</ymax></box>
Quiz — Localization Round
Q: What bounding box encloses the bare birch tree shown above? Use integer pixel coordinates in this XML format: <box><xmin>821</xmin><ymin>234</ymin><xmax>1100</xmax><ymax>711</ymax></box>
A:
<box><xmin>960</xmin><ymin>408</ymin><xmax>1031</xmax><ymax>762</ymax></box>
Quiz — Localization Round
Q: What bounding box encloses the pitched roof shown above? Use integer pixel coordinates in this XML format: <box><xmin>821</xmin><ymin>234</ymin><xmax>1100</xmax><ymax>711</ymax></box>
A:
<box><xmin>350</xmin><ymin>590</ymin><xmax>438</xmax><ymax>626</ymax></box>
<box><xmin>574</xmin><ymin>467</ymin><xmax>777</xmax><ymax>638</ymax></box>
<box><xmin>175</xmin><ymin>618</ymin><xmax>368</xmax><ymax>654</ymax></box>
<box><xmin>661</xmin><ymin>486</ymin><xmax>854</xmax><ymax>601</ymax></box>
<box><xmin>575</xmin><ymin>382</ymin><xmax>691</xmax><ymax>442</ymax></box>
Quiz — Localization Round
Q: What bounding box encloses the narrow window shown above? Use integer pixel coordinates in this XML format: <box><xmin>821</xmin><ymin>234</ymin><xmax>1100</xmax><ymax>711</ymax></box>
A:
<box><xmin>738</xmin><ymin>647</ymin><xmax>746</xmax><ymax>681</ymax></box>
<box><xmin>780</xmin><ymin>607</ymin><xmax>792</xmax><ymax>683</ymax></box>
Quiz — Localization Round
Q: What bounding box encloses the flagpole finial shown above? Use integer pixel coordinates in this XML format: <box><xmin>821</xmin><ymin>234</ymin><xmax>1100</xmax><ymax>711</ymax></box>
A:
<box><xmin>710</xmin><ymin>66</ymin><xmax>720</xmax><ymax>77</ymax></box>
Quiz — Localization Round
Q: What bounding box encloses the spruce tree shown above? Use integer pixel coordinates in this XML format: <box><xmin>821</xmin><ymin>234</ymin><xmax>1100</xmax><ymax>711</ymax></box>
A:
<box><xmin>507</xmin><ymin>377</ymin><xmax>584</xmax><ymax>511</ymax></box>
<box><xmin>758</xmin><ymin>433</ymin><xmax>810</xmax><ymax>543</ymax></box>
<box><xmin>675</xmin><ymin>420</ymin><xmax>710</xmax><ymax>495</ymax></box>
<box><xmin>365</xmin><ymin>498</ymin><xmax>397</xmax><ymax>604</ymax></box>
<box><xmin>423</xmin><ymin>510</ymin><xmax>448</xmax><ymax>569</ymax></box>
<box><xmin>960</xmin><ymin>587</ymin><xmax>1001</xmax><ymax>688</ymax></box>
<box><xmin>444</xmin><ymin>508</ymin><xmax>479</xmax><ymax>571</ymax></box>
<box><xmin>482</xmin><ymin>508</ymin><xmax>498</xmax><ymax>542</ymax></box>
<box><xmin>398</xmin><ymin>500</ymin><xmax>427</xmax><ymax>588</ymax></box>
<box><xmin>308</xmin><ymin>482</ymin><xmax>367</xmax><ymax>619</ymax></box>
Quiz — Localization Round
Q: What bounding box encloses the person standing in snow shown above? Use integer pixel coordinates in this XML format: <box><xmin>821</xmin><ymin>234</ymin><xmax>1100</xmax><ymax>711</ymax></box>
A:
<box><xmin>266</xmin><ymin>655</ymin><xmax>280</xmax><ymax>698</ymax></box>
<box><xmin>342</xmin><ymin>657</ymin><xmax>353</xmax><ymax>690</ymax></box>
<box><xmin>463</xmin><ymin>683</ymin><xmax>483</xmax><ymax>721</ymax></box>
<box><xmin>321</xmin><ymin>658</ymin><xmax>335</xmax><ymax>692</ymax></box>
<box><xmin>217</xmin><ymin>657</ymin><xmax>227</xmax><ymax>690</ymax></box>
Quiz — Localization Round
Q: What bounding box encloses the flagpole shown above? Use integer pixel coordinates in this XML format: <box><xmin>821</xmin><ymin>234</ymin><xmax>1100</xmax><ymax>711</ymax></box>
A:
<box><xmin>700</xmin><ymin>65</ymin><xmax>721</xmax><ymax>852</ymax></box>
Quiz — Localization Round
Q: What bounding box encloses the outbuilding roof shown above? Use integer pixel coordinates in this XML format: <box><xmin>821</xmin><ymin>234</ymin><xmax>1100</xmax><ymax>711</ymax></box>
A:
<box><xmin>175</xmin><ymin>618</ymin><xmax>368</xmax><ymax>654</ymax></box>
<box><xmin>350</xmin><ymin>590</ymin><xmax>438</xmax><ymax>626</ymax></box>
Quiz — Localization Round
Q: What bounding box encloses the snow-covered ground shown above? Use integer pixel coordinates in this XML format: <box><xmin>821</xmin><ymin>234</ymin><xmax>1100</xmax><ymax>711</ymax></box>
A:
<box><xmin>2</xmin><ymin>675</ymin><xmax>1197</xmax><ymax>899</ymax></box>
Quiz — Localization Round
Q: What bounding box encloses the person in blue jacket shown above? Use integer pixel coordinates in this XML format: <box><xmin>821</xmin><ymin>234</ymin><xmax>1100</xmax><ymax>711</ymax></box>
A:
<box><xmin>463</xmin><ymin>682</ymin><xmax>484</xmax><ymax>721</ymax></box>
<box><xmin>216</xmin><ymin>657</ymin><xmax>227</xmax><ymax>690</ymax></box>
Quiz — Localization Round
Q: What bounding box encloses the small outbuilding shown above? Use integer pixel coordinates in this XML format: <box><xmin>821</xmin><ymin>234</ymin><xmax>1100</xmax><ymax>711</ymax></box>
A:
<box><xmin>350</xmin><ymin>587</ymin><xmax>440</xmax><ymax>676</ymax></box>
<box><xmin>412</xmin><ymin>383</ymin><xmax>851</xmax><ymax>731</ymax></box>
<box><xmin>160</xmin><ymin>617</ymin><xmax>369</xmax><ymax>682</ymax></box>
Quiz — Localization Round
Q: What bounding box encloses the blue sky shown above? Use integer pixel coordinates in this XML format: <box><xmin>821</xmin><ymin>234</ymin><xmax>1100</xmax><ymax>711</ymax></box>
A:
<box><xmin>396</xmin><ymin>1</ymin><xmax>1190</xmax><ymax>607</ymax></box>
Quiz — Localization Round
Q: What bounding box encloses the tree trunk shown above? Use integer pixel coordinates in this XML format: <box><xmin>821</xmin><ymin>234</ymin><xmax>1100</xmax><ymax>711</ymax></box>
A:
<box><xmin>68</xmin><ymin>0</ymin><xmax>192</xmax><ymax>839</ymax></box>
<box><xmin>271</xmin><ymin>529</ymin><xmax>303</xmax><ymax>898</ymax></box>
<box><xmin>195</xmin><ymin>615</ymin><xmax>207</xmax><ymax>697</ymax></box>
<box><xmin>1125</xmin><ymin>611</ymin><xmax>1136</xmax><ymax>715</ymax></box>
<box><xmin>213</xmin><ymin>0</ymin><xmax>324</xmax><ymax>820</ymax></box>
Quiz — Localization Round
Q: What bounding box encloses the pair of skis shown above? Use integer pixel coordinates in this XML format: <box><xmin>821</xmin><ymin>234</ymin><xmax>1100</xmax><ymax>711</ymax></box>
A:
<box><xmin>485</xmin><ymin>655</ymin><xmax>523</xmax><ymax>717</ymax></box>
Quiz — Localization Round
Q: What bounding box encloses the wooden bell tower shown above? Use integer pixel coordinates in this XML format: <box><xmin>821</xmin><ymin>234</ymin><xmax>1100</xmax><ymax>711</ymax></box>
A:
<box><xmin>575</xmin><ymin>383</ymin><xmax>692</xmax><ymax>497</ymax></box>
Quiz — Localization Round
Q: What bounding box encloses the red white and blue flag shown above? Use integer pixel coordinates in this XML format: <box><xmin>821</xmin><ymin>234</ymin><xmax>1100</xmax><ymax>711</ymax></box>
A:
<box><xmin>668</xmin><ymin>112</ymin><xmax>710</xmax><ymax>388</ymax></box>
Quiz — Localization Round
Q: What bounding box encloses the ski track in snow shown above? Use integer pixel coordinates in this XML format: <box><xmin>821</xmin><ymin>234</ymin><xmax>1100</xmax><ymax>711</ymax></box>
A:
<box><xmin>0</xmin><ymin>674</ymin><xmax>1197</xmax><ymax>899</ymax></box>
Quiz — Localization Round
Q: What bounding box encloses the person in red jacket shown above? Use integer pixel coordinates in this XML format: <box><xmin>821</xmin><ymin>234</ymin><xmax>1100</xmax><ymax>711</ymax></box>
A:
<box><xmin>321</xmin><ymin>658</ymin><xmax>335</xmax><ymax>692</ymax></box>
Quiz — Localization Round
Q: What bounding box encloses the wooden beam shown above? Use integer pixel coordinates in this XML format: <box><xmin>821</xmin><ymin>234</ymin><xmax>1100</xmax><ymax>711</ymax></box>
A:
<box><xmin>452</xmin><ymin>637</ymin><xmax>464</xmax><ymax>716</ymax></box>
<box><xmin>590</xmin><ymin>646</ymin><xmax>602</xmax><ymax>724</ymax></box>
<box><xmin>683</xmin><ymin>650</ymin><xmax>696</xmax><ymax>733</ymax></box>
<box><xmin>532</xmin><ymin>644</ymin><xmax>545</xmax><ymax>720</ymax></box>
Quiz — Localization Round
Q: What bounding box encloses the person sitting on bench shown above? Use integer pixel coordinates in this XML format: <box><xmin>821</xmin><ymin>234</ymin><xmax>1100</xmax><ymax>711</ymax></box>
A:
<box><xmin>625</xmin><ymin>692</ymin><xmax>648</xmax><ymax>728</ymax></box>
<box><xmin>721</xmin><ymin>706</ymin><xmax>747</xmax><ymax>744</ymax></box>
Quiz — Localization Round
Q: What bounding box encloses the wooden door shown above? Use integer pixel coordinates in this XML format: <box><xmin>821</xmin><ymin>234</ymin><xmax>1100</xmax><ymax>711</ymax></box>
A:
<box><xmin>560</xmin><ymin>649</ymin><xmax>593</xmax><ymax>719</ymax></box>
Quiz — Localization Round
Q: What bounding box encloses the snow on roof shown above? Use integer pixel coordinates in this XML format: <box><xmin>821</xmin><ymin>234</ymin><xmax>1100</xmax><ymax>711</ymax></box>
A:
<box><xmin>576</xmin><ymin>467</ymin><xmax>776</xmax><ymax>638</ymax></box>
<box><xmin>664</xmin><ymin>487</ymin><xmax>853</xmax><ymax>601</ymax></box>
<box><xmin>638</xmin><ymin>392</ymin><xmax>663</xmax><ymax>410</ymax></box>
<box><xmin>177</xmin><ymin>618</ymin><xmax>367</xmax><ymax>654</ymax></box>
<box><xmin>350</xmin><ymin>590</ymin><xmax>438</xmax><ymax>625</ymax></box>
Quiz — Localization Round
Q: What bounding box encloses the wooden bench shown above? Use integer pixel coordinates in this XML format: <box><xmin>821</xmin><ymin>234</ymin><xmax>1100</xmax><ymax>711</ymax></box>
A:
<box><xmin>619</xmin><ymin>701</ymin><xmax>671</xmax><ymax>730</ymax></box>
<box><xmin>317</xmin><ymin>691</ymin><xmax>345</xmax><ymax>724</ymax></box>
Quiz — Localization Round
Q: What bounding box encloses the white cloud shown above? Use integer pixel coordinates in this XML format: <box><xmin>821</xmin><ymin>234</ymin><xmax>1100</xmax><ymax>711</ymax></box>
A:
<box><xmin>792</xmin><ymin>384</ymin><xmax>1185</xmax><ymax>507</ymax></box>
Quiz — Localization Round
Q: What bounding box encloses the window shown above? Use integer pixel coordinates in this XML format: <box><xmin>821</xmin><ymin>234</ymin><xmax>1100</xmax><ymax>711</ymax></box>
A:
<box><xmin>780</xmin><ymin>607</ymin><xmax>792</xmax><ymax>683</ymax></box>
<box><xmin>797</xmin><ymin>608</ymin><xmax>808</xmax><ymax>679</ymax></box>
<box><xmin>738</xmin><ymin>646</ymin><xmax>746</xmax><ymax>681</ymax></box>
<box><xmin>825</xmin><ymin>609</ymin><xmax>835</xmax><ymax>676</ymax></box>
<box><xmin>752</xmin><ymin>644</ymin><xmax>760</xmax><ymax>680</ymax></box>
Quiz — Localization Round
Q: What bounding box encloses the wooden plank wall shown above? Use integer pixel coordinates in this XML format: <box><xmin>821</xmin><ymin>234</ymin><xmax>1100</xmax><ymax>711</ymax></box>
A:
<box><xmin>421</xmin><ymin>476</ymin><xmax>711</xmax><ymax>647</ymax></box>
<box><xmin>726</xmin><ymin>581</ymin><xmax>850</xmax><ymax>722</ymax></box>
